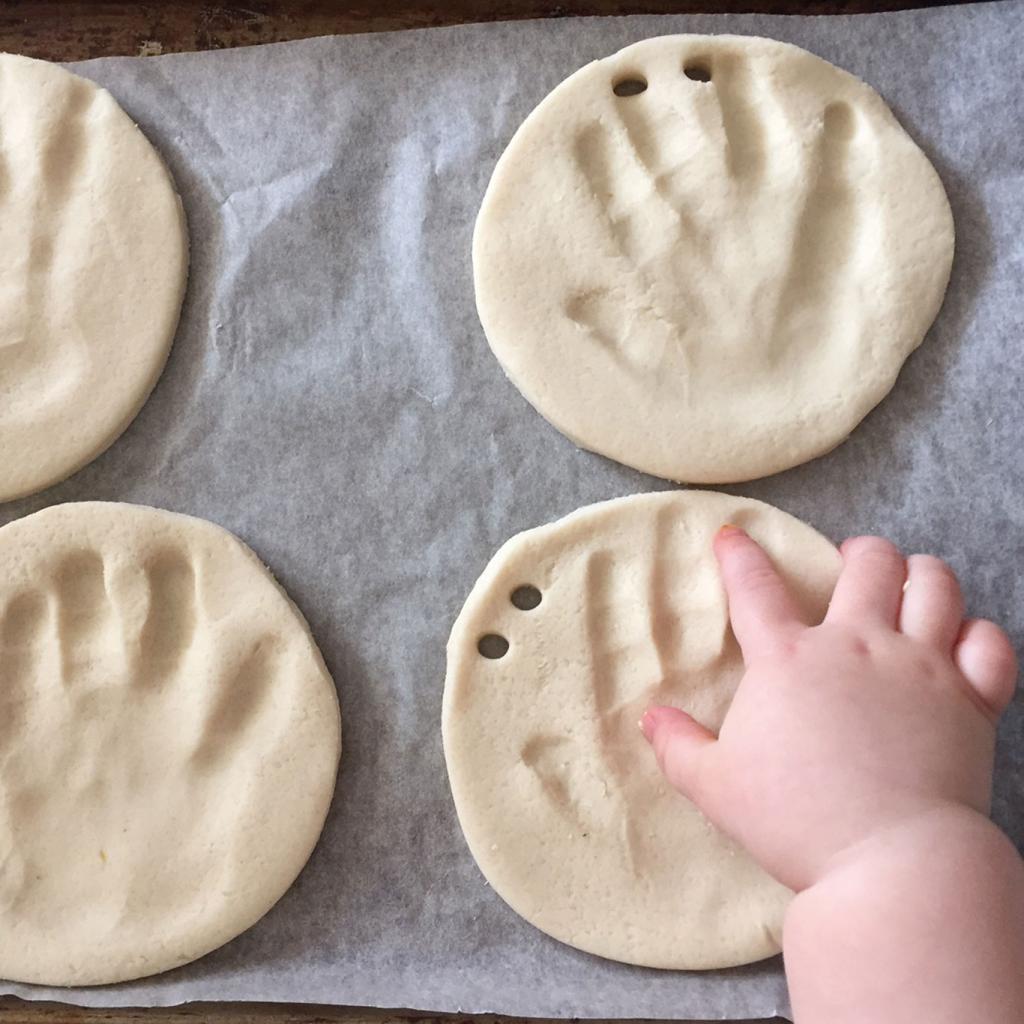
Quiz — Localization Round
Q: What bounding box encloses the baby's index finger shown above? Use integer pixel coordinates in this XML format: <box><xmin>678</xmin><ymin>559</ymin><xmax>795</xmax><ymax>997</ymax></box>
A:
<box><xmin>712</xmin><ymin>524</ymin><xmax>808</xmax><ymax>660</ymax></box>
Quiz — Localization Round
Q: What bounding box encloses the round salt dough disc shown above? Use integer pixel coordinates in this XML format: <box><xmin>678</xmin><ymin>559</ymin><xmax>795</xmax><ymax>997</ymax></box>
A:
<box><xmin>0</xmin><ymin>503</ymin><xmax>341</xmax><ymax>986</ymax></box>
<box><xmin>0</xmin><ymin>55</ymin><xmax>188</xmax><ymax>503</ymax></box>
<box><xmin>443</xmin><ymin>490</ymin><xmax>841</xmax><ymax>969</ymax></box>
<box><xmin>473</xmin><ymin>35</ymin><xmax>954</xmax><ymax>483</ymax></box>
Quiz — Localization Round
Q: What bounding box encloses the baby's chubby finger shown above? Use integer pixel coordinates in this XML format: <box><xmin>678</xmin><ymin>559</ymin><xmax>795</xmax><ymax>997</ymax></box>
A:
<box><xmin>826</xmin><ymin>536</ymin><xmax>905</xmax><ymax>627</ymax></box>
<box><xmin>954</xmin><ymin>618</ymin><xmax>1018</xmax><ymax>719</ymax></box>
<box><xmin>641</xmin><ymin>705</ymin><xmax>717</xmax><ymax>806</ymax></box>
<box><xmin>899</xmin><ymin>554</ymin><xmax>964</xmax><ymax>652</ymax></box>
<box><xmin>713</xmin><ymin>524</ymin><xmax>808</xmax><ymax>660</ymax></box>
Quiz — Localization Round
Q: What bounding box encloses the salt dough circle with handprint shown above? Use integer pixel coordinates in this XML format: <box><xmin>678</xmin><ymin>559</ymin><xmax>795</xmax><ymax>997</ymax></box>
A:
<box><xmin>0</xmin><ymin>55</ymin><xmax>188</xmax><ymax>503</ymax></box>
<box><xmin>0</xmin><ymin>503</ymin><xmax>341</xmax><ymax>985</ymax></box>
<box><xmin>443</xmin><ymin>490</ymin><xmax>840</xmax><ymax>969</ymax></box>
<box><xmin>474</xmin><ymin>35</ymin><xmax>954</xmax><ymax>483</ymax></box>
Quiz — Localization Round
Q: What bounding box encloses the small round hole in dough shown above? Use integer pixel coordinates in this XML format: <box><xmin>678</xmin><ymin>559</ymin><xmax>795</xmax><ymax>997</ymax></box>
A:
<box><xmin>478</xmin><ymin>633</ymin><xmax>511</xmax><ymax>659</ymax></box>
<box><xmin>683</xmin><ymin>59</ymin><xmax>712</xmax><ymax>81</ymax></box>
<box><xmin>510</xmin><ymin>584</ymin><xmax>543</xmax><ymax>610</ymax></box>
<box><xmin>612</xmin><ymin>76</ymin><xmax>648</xmax><ymax>97</ymax></box>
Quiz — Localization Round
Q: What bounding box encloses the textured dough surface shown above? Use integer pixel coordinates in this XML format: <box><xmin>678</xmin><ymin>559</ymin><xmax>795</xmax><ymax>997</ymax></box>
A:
<box><xmin>0</xmin><ymin>55</ymin><xmax>188</xmax><ymax>502</ymax></box>
<box><xmin>443</xmin><ymin>491</ymin><xmax>841</xmax><ymax>969</ymax></box>
<box><xmin>474</xmin><ymin>35</ymin><xmax>954</xmax><ymax>483</ymax></box>
<box><xmin>0</xmin><ymin>503</ymin><xmax>341</xmax><ymax>986</ymax></box>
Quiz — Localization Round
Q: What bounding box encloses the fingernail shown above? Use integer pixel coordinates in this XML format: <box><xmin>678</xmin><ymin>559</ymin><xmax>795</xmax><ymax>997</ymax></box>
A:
<box><xmin>717</xmin><ymin>523</ymin><xmax>745</xmax><ymax>538</ymax></box>
<box><xmin>639</xmin><ymin>709</ymin><xmax>656</xmax><ymax>742</ymax></box>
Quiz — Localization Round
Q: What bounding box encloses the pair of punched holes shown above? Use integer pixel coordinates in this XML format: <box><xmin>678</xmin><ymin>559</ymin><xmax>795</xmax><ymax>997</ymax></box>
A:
<box><xmin>613</xmin><ymin>60</ymin><xmax>712</xmax><ymax>97</ymax></box>
<box><xmin>477</xmin><ymin>584</ymin><xmax>542</xmax><ymax>660</ymax></box>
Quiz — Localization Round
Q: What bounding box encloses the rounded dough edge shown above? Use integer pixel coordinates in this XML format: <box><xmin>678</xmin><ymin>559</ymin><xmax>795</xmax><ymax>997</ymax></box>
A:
<box><xmin>473</xmin><ymin>34</ymin><xmax>954</xmax><ymax>483</ymax></box>
<box><xmin>443</xmin><ymin>489</ymin><xmax>841</xmax><ymax>969</ymax></box>
<box><xmin>0</xmin><ymin>502</ymin><xmax>340</xmax><ymax>986</ymax></box>
<box><xmin>0</xmin><ymin>55</ymin><xmax>190</xmax><ymax>503</ymax></box>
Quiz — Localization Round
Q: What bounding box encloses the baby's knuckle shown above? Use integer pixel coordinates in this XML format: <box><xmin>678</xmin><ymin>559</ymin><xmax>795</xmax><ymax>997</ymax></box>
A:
<box><xmin>798</xmin><ymin>624</ymin><xmax>872</xmax><ymax>662</ymax></box>
<box><xmin>846</xmin><ymin>634</ymin><xmax>873</xmax><ymax>659</ymax></box>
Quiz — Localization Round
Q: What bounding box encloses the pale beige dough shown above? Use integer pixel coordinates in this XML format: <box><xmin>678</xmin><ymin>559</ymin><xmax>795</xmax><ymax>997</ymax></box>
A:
<box><xmin>474</xmin><ymin>35</ymin><xmax>954</xmax><ymax>483</ymax></box>
<box><xmin>0</xmin><ymin>503</ymin><xmax>341</xmax><ymax>986</ymax></box>
<box><xmin>0</xmin><ymin>55</ymin><xmax>188</xmax><ymax>502</ymax></box>
<box><xmin>443</xmin><ymin>490</ymin><xmax>841</xmax><ymax>969</ymax></box>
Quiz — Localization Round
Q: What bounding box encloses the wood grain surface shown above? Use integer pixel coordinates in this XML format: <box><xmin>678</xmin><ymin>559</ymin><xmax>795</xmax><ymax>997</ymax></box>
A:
<box><xmin>1</xmin><ymin>0</ymin><xmax>956</xmax><ymax>60</ymax></box>
<box><xmin>0</xmin><ymin>1</ymin><xmax>960</xmax><ymax>1022</ymax></box>
<box><xmin>0</xmin><ymin>1004</ymin><xmax>783</xmax><ymax>1024</ymax></box>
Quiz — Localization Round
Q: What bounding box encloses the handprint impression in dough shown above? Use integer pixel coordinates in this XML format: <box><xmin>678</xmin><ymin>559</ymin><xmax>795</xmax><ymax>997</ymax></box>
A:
<box><xmin>0</xmin><ymin>79</ymin><xmax>95</xmax><ymax>425</ymax></box>
<box><xmin>0</xmin><ymin>547</ymin><xmax>282</xmax><ymax>913</ymax></box>
<box><xmin>519</xmin><ymin>507</ymin><xmax>737</xmax><ymax>875</ymax></box>
<box><xmin>566</xmin><ymin>52</ymin><xmax>872</xmax><ymax>383</ymax></box>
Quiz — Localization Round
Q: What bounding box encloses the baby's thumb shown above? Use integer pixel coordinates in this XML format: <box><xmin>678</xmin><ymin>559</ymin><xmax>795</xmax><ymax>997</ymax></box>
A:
<box><xmin>641</xmin><ymin>705</ymin><xmax>718</xmax><ymax>809</ymax></box>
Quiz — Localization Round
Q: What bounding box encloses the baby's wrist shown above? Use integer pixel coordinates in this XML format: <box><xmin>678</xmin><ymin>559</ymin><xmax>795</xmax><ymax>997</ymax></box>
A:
<box><xmin>782</xmin><ymin>805</ymin><xmax>1024</xmax><ymax>1024</ymax></box>
<box><xmin>792</xmin><ymin>802</ymin><xmax>1008</xmax><ymax>904</ymax></box>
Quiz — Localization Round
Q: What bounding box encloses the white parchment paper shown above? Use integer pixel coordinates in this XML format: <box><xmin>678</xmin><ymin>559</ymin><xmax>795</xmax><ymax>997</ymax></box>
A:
<box><xmin>2</xmin><ymin>3</ymin><xmax>1023</xmax><ymax>1018</ymax></box>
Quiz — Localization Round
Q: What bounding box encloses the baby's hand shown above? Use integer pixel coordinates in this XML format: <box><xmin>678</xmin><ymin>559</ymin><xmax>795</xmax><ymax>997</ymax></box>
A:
<box><xmin>642</xmin><ymin>527</ymin><xmax>1017</xmax><ymax>892</ymax></box>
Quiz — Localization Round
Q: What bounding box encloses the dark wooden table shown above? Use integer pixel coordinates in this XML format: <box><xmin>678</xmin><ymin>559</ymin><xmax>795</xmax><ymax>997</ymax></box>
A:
<box><xmin>2</xmin><ymin>0</ymin><xmax>953</xmax><ymax>60</ymax></box>
<box><xmin>0</xmin><ymin>1</ymin><xmax>957</xmax><ymax>1022</ymax></box>
<box><xmin>0</xmin><ymin>1006</ymin><xmax>779</xmax><ymax>1024</ymax></box>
